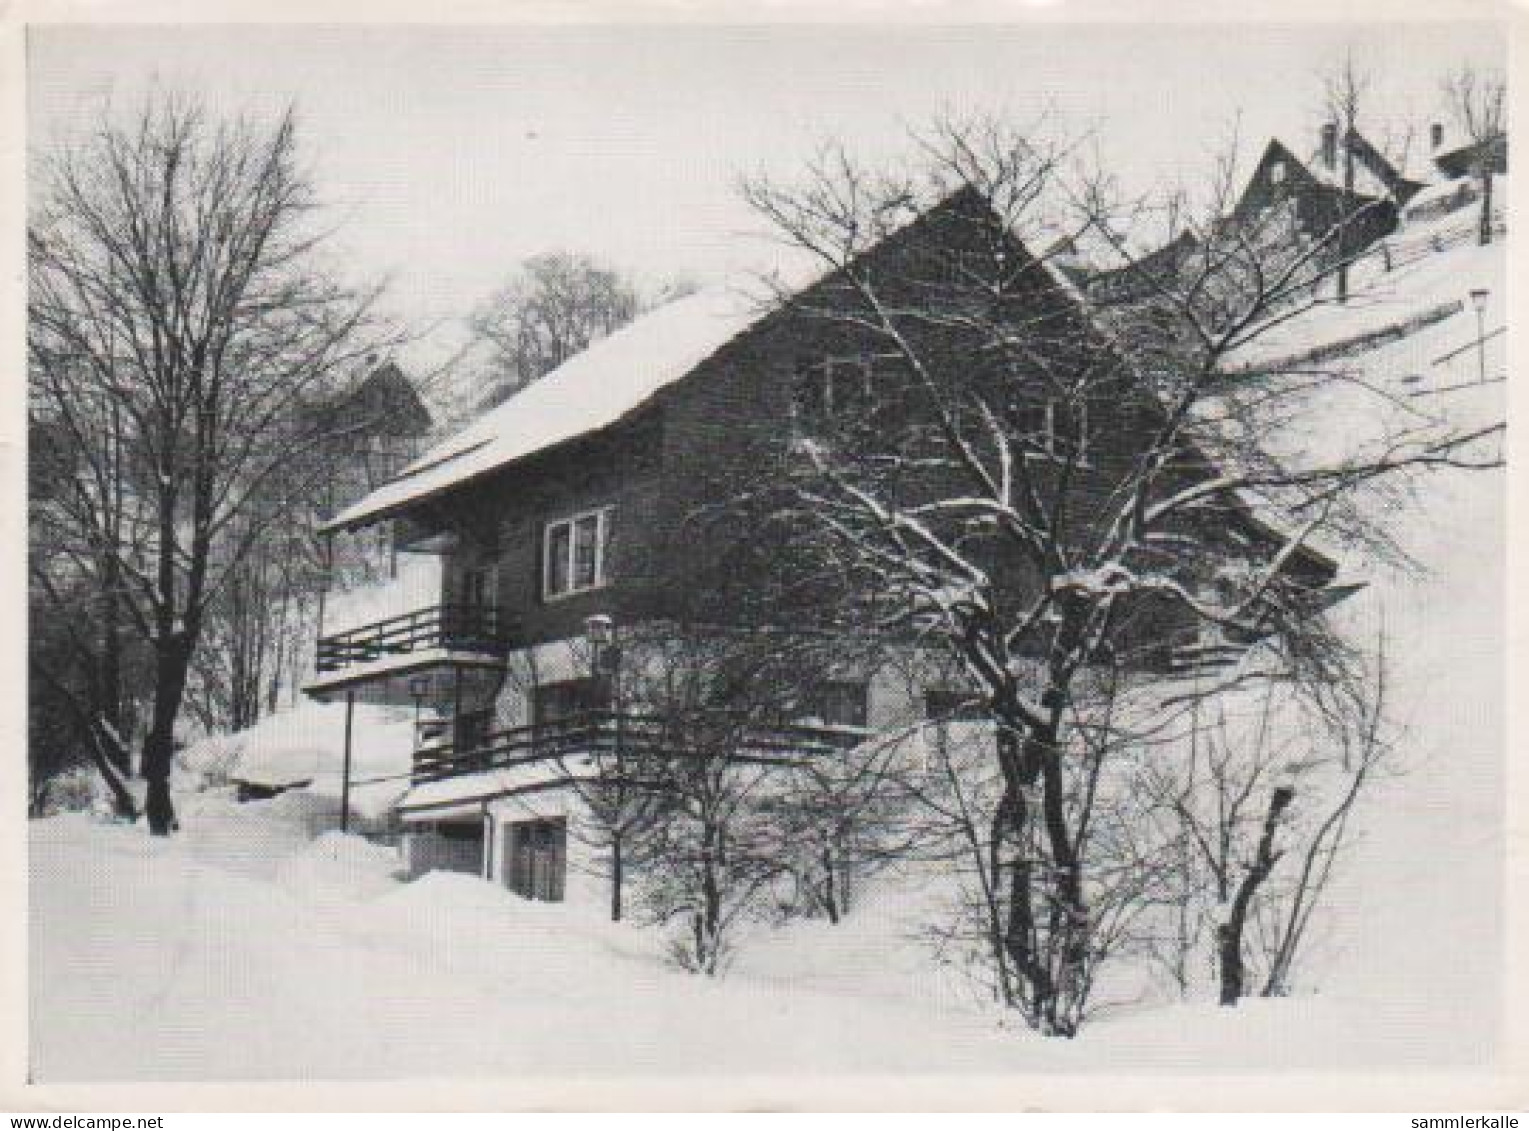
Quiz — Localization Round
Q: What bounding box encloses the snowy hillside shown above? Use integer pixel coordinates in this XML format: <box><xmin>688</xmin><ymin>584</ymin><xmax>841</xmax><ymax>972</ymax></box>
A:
<box><xmin>29</xmin><ymin>214</ymin><xmax>1506</xmax><ymax>1081</ymax></box>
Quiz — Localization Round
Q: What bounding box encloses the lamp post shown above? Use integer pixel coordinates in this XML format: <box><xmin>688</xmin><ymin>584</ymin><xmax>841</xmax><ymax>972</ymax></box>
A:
<box><xmin>1470</xmin><ymin>288</ymin><xmax>1490</xmax><ymax>384</ymax></box>
<box><xmin>340</xmin><ymin>689</ymin><xmax>355</xmax><ymax>834</ymax></box>
<box><xmin>408</xmin><ymin>675</ymin><xmax>430</xmax><ymax>727</ymax></box>
<box><xmin>585</xmin><ymin>613</ymin><xmax>625</xmax><ymax>920</ymax></box>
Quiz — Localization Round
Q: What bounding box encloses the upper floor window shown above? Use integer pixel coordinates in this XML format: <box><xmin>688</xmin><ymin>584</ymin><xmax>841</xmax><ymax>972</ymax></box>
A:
<box><xmin>1016</xmin><ymin>398</ymin><xmax>1090</xmax><ymax>462</ymax></box>
<box><xmin>458</xmin><ymin>564</ymin><xmax>494</xmax><ymax>608</ymax></box>
<box><xmin>543</xmin><ymin>506</ymin><xmax>612</xmax><ymax>600</ymax></box>
<box><xmin>790</xmin><ymin>353</ymin><xmax>904</xmax><ymax>433</ymax></box>
<box><xmin>1269</xmin><ymin>160</ymin><xmax>1287</xmax><ymax>185</ymax></box>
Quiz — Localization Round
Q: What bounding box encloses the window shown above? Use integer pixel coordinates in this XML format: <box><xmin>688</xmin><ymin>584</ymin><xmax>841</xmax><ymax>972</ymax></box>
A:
<box><xmin>1269</xmin><ymin>160</ymin><xmax>1287</xmax><ymax>185</ymax></box>
<box><xmin>459</xmin><ymin>565</ymin><xmax>493</xmax><ymax>608</ymax></box>
<box><xmin>1016</xmin><ymin>397</ymin><xmax>1089</xmax><ymax>461</ymax></box>
<box><xmin>543</xmin><ymin>507</ymin><xmax>612</xmax><ymax>599</ymax></box>
<box><xmin>804</xmin><ymin>680</ymin><xmax>870</xmax><ymax>729</ymax></box>
<box><xmin>790</xmin><ymin>353</ymin><xmax>903</xmax><ymax>432</ymax></box>
<box><xmin>506</xmin><ymin>819</ymin><xmax>566</xmax><ymax>902</ymax></box>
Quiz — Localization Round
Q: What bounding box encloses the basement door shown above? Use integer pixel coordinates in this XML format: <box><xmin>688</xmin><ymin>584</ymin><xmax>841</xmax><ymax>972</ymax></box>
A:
<box><xmin>507</xmin><ymin>818</ymin><xmax>567</xmax><ymax>902</ymax></box>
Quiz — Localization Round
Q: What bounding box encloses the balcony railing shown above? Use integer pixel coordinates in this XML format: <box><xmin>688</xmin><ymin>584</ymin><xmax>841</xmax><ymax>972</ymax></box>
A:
<box><xmin>411</xmin><ymin>709</ymin><xmax>867</xmax><ymax>785</ymax></box>
<box><xmin>316</xmin><ymin>604</ymin><xmax>510</xmax><ymax>673</ymax></box>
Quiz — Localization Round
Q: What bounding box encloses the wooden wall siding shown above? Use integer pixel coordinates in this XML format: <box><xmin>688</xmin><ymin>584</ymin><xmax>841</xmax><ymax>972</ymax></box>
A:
<box><xmin>376</xmin><ymin>189</ymin><xmax>1316</xmax><ymax>673</ymax></box>
<box><xmin>647</xmin><ymin>192</ymin><xmax>1189</xmax><ymax>650</ymax></box>
<box><xmin>425</xmin><ymin>411</ymin><xmax>668</xmax><ymax>649</ymax></box>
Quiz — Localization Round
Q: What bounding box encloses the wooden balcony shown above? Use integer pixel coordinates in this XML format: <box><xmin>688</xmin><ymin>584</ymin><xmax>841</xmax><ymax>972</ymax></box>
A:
<box><xmin>411</xmin><ymin>709</ymin><xmax>867</xmax><ymax>786</ymax></box>
<box><xmin>315</xmin><ymin>604</ymin><xmax>511</xmax><ymax>675</ymax></box>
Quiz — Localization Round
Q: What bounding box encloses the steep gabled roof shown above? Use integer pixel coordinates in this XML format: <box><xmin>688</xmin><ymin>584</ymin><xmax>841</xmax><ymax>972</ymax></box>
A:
<box><xmin>322</xmin><ymin>186</ymin><xmax>1013</xmax><ymax>534</ymax></box>
<box><xmin>322</xmin><ymin>184</ymin><xmax>1339</xmax><ymax>597</ymax></box>
<box><xmin>322</xmin><ymin>288</ymin><xmax>769</xmax><ymax>531</ymax></box>
<box><xmin>1235</xmin><ymin>132</ymin><xmax>1421</xmax><ymax>216</ymax></box>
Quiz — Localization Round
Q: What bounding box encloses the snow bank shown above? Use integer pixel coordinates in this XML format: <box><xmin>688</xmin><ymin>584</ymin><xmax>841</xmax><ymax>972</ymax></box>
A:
<box><xmin>178</xmin><ymin>730</ymin><xmax>244</xmax><ymax>782</ymax></box>
<box><xmin>226</xmin><ymin>701</ymin><xmax>419</xmax><ymax>818</ymax></box>
<box><xmin>272</xmin><ymin>830</ymin><xmax>402</xmax><ymax>902</ymax></box>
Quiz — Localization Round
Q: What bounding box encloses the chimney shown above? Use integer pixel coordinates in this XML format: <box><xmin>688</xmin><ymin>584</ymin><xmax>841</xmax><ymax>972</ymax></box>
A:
<box><xmin>1430</xmin><ymin>122</ymin><xmax>1445</xmax><ymax>151</ymax></box>
<box><xmin>1320</xmin><ymin>122</ymin><xmax>1338</xmax><ymax>169</ymax></box>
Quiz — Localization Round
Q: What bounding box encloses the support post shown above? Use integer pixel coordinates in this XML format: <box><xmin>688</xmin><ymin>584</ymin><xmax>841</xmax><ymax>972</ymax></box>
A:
<box><xmin>317</xmin><ymin>531</ymin><xmax>333</xmax><ymax>641</ymax></box>
<box><xmin>340</xmin><ymin>689</ymin><xmax>356</xmax><ymax>834</ymax></box>
<box><xmin>452</xmin><ymin>664</ymin><xmax>465</xmax><ymax>751</ymax></box>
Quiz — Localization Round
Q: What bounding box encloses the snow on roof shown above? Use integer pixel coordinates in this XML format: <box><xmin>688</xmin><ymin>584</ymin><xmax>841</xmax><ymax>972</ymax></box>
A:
<box><xmin>323</xmin><ymin>186</ymin><xmax>1099</xmax><ymax>535</ymax></box>
<box><xmin>1403</xmin><ymin>175</ymin><xmax>1507</xmax><ymax>223</ymax></box>
<box><xmin>323</xmin><ymin>287</ymin><xmax>770</xmax><ymax>532</ymax></box>
<box><xmin>397</xmin><ymin>765</ymin><xmax>551</xmax><ymax>820</ymax></box>
<box><xmin>1301</xmin><ymin>150</ymin><xmax>1398</xmax><ymax>200</ymax></box>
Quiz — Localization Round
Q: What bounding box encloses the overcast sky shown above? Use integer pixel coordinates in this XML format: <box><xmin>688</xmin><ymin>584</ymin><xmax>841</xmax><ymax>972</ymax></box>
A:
<box><xmin>27</xmin><ymin>19</ymin><xmax>1503</xmax><ymax>371</ymax></box>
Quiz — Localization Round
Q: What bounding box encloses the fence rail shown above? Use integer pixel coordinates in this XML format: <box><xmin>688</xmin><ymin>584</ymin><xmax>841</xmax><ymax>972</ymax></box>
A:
<box><xmin>411</xmin><ymin>709</ymin><xmax>868</xmax><ymax>785</ymax></box>
<box><xmin>1358</xmin><ymin>210</ymin><xmax>1506</xmax><ymax>276</ymax></box>
<box><xmin>316</xmin><ymin>604</ymin><xmax>510</xmax><ymax>672</ymax></box>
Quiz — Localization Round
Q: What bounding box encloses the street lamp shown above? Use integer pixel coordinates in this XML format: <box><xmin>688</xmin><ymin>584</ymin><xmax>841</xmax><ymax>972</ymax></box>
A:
<box><xmin>1470</xmin><ymin>288</ymin><xmax>1490</xmax><ymax>384</ymax></box>
<box><xmin>407</xmin><ymin>674</ymin><xmax>431</xmax><ymax>737</ymax></box>
<box><xmin>585</xmin><ymin>613</ymin><xmax>615</xmax><ymax>653</ymax></box>
<box><xmin>585</xmin><ymin>614</ymin><xmax>621</xmax><ymax>709</ymax></box>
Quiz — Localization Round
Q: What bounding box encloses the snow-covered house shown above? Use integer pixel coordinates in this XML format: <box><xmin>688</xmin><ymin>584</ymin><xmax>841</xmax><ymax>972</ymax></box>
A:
<box><xmin>1428</xmin><ymin>119</ymin><xmax>1508</xmax><ymax>182</ymax></box>
<box><xmin>1232</xmin><ymin>125</ymin><xmax>1423</xmax><ymax>253</ymax></box>
<box><xmin>305</xmin><ymin>187</ymin><xmax>1341</xmax><ymax>902</ymax></box>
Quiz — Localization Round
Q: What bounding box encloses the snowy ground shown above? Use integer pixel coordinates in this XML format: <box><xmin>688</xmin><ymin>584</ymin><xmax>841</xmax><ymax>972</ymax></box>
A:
<box><xmin>27</xmin><ymin>421</ymin><xmax>1504</xmax><ymax>1082</ymax></box>
<box><xmin>28</xmin><ymin>220</ymin><xmax>1508</xmax><ymax>1085</ymax></box>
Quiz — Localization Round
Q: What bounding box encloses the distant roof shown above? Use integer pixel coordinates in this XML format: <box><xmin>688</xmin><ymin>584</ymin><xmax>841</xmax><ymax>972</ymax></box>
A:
<box><xmin>1433</xmin><ymin>132</ymin><xmax>1507</xmax><ymax>179</ymax></box>
<box><xmin>309</xmin><ymin>360</ymin><xmax>433</xmax><ymax>441</ymax></box>
<box><xmin>322</xmin><ymin>288</ymin><xmax>769</xmax><ymax>531</ymax></box>
<box><xmin>1299</xmin><ymin>130</ymin><xmax>1420</xmax><ymax>202</ymax></box>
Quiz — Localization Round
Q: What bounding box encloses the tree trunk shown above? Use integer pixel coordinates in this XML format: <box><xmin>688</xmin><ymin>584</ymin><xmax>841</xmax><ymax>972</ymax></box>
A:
<box><xmin>1479</xmin><ymin>168</ymin><xmax>1495</xmax><ymax>246</ymax></box>
<box><xmin>98</xmin><ymin>557</ymin><xmax>129</xmax><ymax>777</ymax></box>
<box><xmin>990</xmin><ymin>695</ymin><xmax>1089</xmax><ymax>1036</ymax></box>
<box><xmin>89</xmin><ymin>719</ymin><xmax>140</xmax><ymax>820</ymax></box>
<box><xmin>1218</xmin><ymin>785</ymin><xmax>1295</xmax><ymax>1005</ymax></box>
<box><xmin>141</xmin><ymin>637</ymin><xmax>193</xmax><ymax>836</ymax></box>
<box><xmin>993</xmin><ymin>724</ymin><xmax>1066</xmax><ymax>1031</ymax></box>
<box><xmin>1038</xmin><ymin>741</ymin><xmax>1087</xmax><ymax>1036</ymax></box>
<box><xmin>820</xmin><ymin>843</ymin><xmax>840</xmax><ymax>925</ymax></box>
<box><xmin>610</xmin><ymin>832</ymin><xmax>624</xmax><ymax>922</ymax></box>
<box><xmin>698</xmin><ymin>829</ymin><xmax>724</xmax><ymax>974</ymax></box>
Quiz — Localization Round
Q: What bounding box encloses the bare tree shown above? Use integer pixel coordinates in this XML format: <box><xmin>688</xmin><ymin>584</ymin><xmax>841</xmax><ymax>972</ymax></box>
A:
<box><xmin>467</xmin><ymin>251</ymin><xmax>645</xmax><ymax>412</ymax></box>
<box><xmin>621</xmin><ymin>626</ymin><xmax>836</xmax><ymax>974</ymax></box>
<box><xmin>1443</xmin><ymin>64</ymin><xmax>1506</xmax><ymax>246</ymax></box>
<box><xmin>29</xmin><ymin>93</ymin><xmax>389</xmax><ymax>834</ymax></box>
<box><xmin>529</xmin><ymin>636</ymin><xmax>673</xmax><ymax>924</ymax></box>
<box><xmin>1127</xmin><ymin>634</ymin><xmax>1392</xmax><ymax>1005</ymax></box>
<box><xmin>738</xmin><ymin>115</ymin><xmax>1500</xmax><ymax>1034</ymax></box>
<box><xmin>778</xmin><ymin>729</ymin><xmax>912</xmax><ymax>924</ymax></box>
<box><xmin>1320</xmin><ymin>52</ymin><xmax>1374</xmax><ymax>302</ymax></box>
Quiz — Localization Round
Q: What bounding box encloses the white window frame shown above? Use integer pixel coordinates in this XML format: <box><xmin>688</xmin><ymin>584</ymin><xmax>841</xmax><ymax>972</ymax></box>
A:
<box><xmin>796</xmin><ymin>352</ymin><xmax>904</xmax><ymax>425</ymax></box>
<box><xmin>542</xmin><ymin>505</ymin><xmax>613</xmax><ymax>601</ymax></box>
<box><xmin>1028</xmin><ymin>399</ymin><xmax>1090</xmax><ymax>464</ymax></box>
